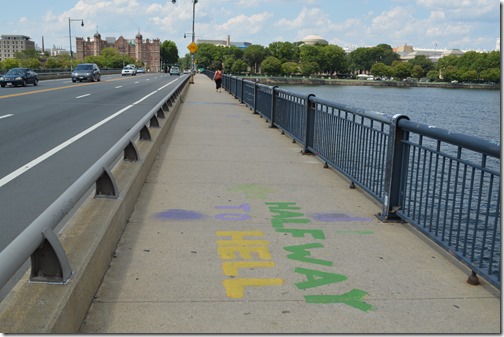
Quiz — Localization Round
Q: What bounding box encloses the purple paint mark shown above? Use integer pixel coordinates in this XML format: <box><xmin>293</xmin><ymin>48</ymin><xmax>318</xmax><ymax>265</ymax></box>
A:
<box><xmin>311</xmin><ymin>213</ymin><xmax>372</xmax><ymax>222</ymax></box>
<box><xmin>155</xmin><ymin>209</ymin><xmax>205</xmax><ymax>221</ymax></box>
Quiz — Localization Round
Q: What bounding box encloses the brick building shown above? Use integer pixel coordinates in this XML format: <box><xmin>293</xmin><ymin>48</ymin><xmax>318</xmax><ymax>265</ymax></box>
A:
<box><xmin>75</xmin><ymin>31</ymin><xmax>160</xmax><ymax>71</ymax></box>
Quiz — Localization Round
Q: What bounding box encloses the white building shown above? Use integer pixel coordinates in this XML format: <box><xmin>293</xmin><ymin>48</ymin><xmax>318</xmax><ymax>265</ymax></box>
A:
<box><xmin>0</xmin><ymin>35</ymin><xmax>35</xmax><ymax>61</ymax></box>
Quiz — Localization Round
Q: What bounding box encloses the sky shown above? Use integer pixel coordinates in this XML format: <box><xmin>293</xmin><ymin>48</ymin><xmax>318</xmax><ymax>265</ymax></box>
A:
<box><xmin>2</xmin><ymin>0</ymin><xmax>501</xmax><ymax>57</ymax></box>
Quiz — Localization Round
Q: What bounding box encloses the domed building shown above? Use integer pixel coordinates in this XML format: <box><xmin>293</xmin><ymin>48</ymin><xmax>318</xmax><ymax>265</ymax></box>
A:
<box><xmin>301</xmin><ymin>35</ymin><xmax>328</xmax><ymax>45</ymax></box>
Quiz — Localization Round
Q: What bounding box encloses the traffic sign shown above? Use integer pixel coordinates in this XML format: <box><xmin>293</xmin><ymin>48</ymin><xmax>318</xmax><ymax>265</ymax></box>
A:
<box><xmin>187</xmin><ymin>42</ymin><xmax>198</xmax><ymax>54</ymax></box>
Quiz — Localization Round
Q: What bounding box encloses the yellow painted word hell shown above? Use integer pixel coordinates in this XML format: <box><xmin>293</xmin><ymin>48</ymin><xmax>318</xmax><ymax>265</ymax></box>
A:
<box><xmin>216</xmin><ymin>231</ymin><xmax>283</xmax><ymax>298</ymax></box>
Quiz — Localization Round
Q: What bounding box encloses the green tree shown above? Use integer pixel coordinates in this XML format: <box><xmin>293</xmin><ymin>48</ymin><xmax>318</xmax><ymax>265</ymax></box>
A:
<box><xmin>193</xmin><ymin>43</ymin><xmax>219</xmax><ymax>69</ymax></box>
<box><xmin>261</xmin><ymin>56</ymin><xmax>282</xmax><ymax>75</ymax></box>
<box><xmin>299</xmin><ymin>61</ymin><xmax>320</xmax><ymax>76</ymax></box>
<box><xmin>372</xmin><ymin>44</ymin><xmax>400</xmax><ymax>65</ymax></box>
<box><xmin>348</xmin><ymin>47</ymin><xmax>373</xmax><ymax>73</ymax></box>
<box><xmin>319</xmin><ymin>44</ymin><xmax>347</xmax><ymax>75</ymax></box>
<box><xmin>391</xmin><ymin>60</ymin><xmax>413</xmax><ymax>80</ymax></box>
<box><xmin>231</xmin><ymin>59</ymin><xmax>248</xmax><ymax>74</ymax></box>
<box><xmin>426</xmin><ymin>70</ymin><xmax>439</xmax><ymax>81</ymax></box>
<box><xmin>411</xmin><ymin>65</ymin><xmax>424</xmax><ymax>79</ymax></box>
<box><xmin>45</xmin><ymin>55</ymin><xmax>66</xmax><ymax>69</ymax></box>
<box><xmin>480</xmin><ymin>68</ymin><xmax>500</xmax><ymax>82</ymax></box>
<box><xmin>281</xmin><ymin>62</ymin><xmax>299</xmax><ymax>76</ymax></box>
<box><xmin>18</xmin><ymin>58</ymin><xmax>40</xmax><ymax>69</ymax></box>
<box><xmin>243</xmin><ymin>44</ymin><xmax>267</xmax><ymax>73</ymax></box>
<box><xmin>268</xmin><ymin>41</ymin><xmax>299</xmax><ymax>63</ymax></box>
<box><xmin>299</xmin><ymin>44</ymin><xmax>320</xmax><ymax>65</ymax></box>
<box><xmin>408</xmin><ymin>55</ymin><xmax>434</xmax><ymax>75</ymax></box>
<box><xmin>441</xmin><ymin>65</ymin><xmax>459</xmax><ymax>82</ymax></box>
<box><xmin>160</xmin><ymin>40</ymin><xmax>179</xmax><ymax>66</ymax></box>
<box><xmin>460</xmin><ymin>69</ymin><xmax>478</xmax><ymax>82</ymax></box>
<box><xmin>1</xmin><ymin>58</ymin><xmax>19</xmax><ymax>70</ymax></box>
<box><xmin>371</xmin><ymin>62</ymin><xmax>393</xmax><ymax>78</ymax></box>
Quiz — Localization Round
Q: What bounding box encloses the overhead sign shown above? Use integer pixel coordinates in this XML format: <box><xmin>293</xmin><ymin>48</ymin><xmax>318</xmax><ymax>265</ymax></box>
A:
<box><xmin>187</xmin><ymin>42</ymin><xmax>198</xmax><ymax>54</ymax></box>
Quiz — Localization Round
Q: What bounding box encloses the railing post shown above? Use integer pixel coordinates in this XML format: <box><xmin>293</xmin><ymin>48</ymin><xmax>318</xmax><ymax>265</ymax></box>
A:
<box><xmin>302</xmin><ymin>94</ymin><xmax>316</xmax><ymax>154</ymax></box>
<box><xmin>270</xmin><ymin>86</ymin><xmax>278</xmax><ymax>128</ymax></box>
<box><xmin>253</xmin><ymin>81</ymin><xmax>258</xmax><ymax>114</ymax></box>
<box><xmin>377</xmin><ymin>114</ymin><xmax>410</xmax><ymax>222</ymax></box>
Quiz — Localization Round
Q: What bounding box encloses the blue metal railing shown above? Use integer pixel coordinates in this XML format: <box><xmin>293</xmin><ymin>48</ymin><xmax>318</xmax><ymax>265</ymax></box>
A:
<box><xmin>205</xmin><ymin>71</ymin><xmax>501</xmax><ymax>288</ymax></box>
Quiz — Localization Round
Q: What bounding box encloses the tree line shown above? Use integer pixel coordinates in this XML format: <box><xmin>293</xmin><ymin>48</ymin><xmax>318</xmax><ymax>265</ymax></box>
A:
<box><xmin>179</xmin><ymin>41</ymin><xmax>500</xmax><ymax>83</ymax></box>
<box><xmin>1</xmin><ymin>40</ymin><xmax>499</xmax><ymax>83</ymax></box>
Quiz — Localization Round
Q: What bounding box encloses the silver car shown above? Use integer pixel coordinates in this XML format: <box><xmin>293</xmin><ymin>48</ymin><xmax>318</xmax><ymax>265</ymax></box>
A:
<box><xmin>72</xmin><ymin>63</ymin><xmax>101</xmax><ymax>82</ymax></box>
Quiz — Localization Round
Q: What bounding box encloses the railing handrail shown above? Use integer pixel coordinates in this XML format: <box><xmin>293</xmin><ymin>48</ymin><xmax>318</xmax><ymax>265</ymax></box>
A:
<box><xmin>0</xmin><ymin>76</ymin><xmax>189</xmax><ymax>289</ymax></box>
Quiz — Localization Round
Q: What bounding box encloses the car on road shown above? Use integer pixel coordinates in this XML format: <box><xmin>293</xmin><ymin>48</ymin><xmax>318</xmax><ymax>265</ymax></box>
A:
<box><xmin>72</xmin><ymin>63</ymin><xmax>101</xmax><ymax>82</ymax></box>
<box><xmin>170</xmin><ymin>66</ymin><xmax>180</xmax><ymax>76</ymax></box>
<box><xmin>0</xmin><ymin>68</ymin><xmax>38</xmax><ymax>87</ymax></box>
<box><xmin>121</xmin><ymin>65</ymin><xmax>137</xmax><ymax>76</ymax></box>
<box><xmin>137</xmin><ymin>67</ymin><xmax>145</xmax><ymax>73</ymax></box>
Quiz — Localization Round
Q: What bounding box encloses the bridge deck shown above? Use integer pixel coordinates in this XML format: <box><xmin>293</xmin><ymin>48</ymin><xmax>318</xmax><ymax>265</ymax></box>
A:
<box><xmin>79</xmin><ymin>74</ymin><xmax>500</xmax><ymax>333</ymax></box>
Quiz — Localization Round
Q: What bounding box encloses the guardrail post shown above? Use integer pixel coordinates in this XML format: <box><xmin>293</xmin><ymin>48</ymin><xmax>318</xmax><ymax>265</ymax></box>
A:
<box><xmin>30</xmin><ymin>227</ymin><xmax>73</xmax><ymax>283</ymax></box>
<box><xmin>150</xmin><ymin>115</ymin><xmax>160</xmax><ymax>128</ymax></box>
<box><xmin>95</xmin><ymin>167</ymin><xmax>119</xmax><ymax>198</ymax></box>
<box><xmin>140</xmin><ymin>125</ymin><xmax>151</xmax><ymax>140</ymax></box>
<box><xmin>124</xmin><ymin>141</ymin><xmax>139</xmax><ymax>161</ymax></box>
<box><xmin>377</xmin><ymin>114</ymin><xmax>410</xmax><ymax>222</ymax></box>
<box><xmin>302</xmin><ymin>94</ymin><xmax>316</xmax><ymax>154</ymax></box>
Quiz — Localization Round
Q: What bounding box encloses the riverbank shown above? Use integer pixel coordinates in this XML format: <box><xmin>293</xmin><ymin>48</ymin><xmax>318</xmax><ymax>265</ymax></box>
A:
<box><xmin>243</xmin><ymin>76</ymin><xmax>500</xmax><ymax>90</ymax></box>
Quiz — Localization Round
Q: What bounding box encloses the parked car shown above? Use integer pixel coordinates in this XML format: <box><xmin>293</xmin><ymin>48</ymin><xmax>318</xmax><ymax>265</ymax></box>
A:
<box><xmin>170</xmin><ymin>66</ymin><xmax>180</xmax><ymax>76</ymax></box>
<box><xmin>137</xmin><ymin>67</ymin><xmax>145</xmax><ymax>73</ymax></box>
<box><xmin>72</xmin><ymin>63</ymin><xmax>101</xmax><ymax>82</ymax></box>
<box><xmin>121</xmin><ymin>65</ymin><xmax>137</xmax><ymax>76</ymax></box>
<box><xmin>0</xmin><ymin>68</ymin><xmax>38</xmax><ymax>87</ymax></box>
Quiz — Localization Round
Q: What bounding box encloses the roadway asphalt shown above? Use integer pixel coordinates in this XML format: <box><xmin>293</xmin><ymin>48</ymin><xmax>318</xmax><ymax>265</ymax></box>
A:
<box><xmin>79</xmin><ymin>74</ymin><xmax>500</xmax><ymax>333</ymax></box>
<box><xmin>0</xmin><ymin>73</ymin><xmax>185</xmax><ymax>256</ymax></box>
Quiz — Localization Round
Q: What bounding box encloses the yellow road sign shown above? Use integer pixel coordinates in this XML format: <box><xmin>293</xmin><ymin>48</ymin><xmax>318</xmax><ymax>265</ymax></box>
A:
<box><xmin>187</xmin><ymin>42</ymin><xmax>198</xmax><ymax>54</ymax></box>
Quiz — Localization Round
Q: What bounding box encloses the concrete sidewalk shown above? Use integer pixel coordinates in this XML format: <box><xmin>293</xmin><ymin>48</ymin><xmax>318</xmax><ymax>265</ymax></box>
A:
<box><xmin>79</xmin><ymin>74</ymin><xmax>500</xmax><ymax>333</ymax></box>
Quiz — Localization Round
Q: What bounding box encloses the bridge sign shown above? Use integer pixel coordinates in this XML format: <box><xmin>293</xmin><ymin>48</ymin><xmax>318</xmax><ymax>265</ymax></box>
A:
<box><xmin>187</xmin><ymin>42</ymin><xmax>198</xmax><ymax>54</ymax></box>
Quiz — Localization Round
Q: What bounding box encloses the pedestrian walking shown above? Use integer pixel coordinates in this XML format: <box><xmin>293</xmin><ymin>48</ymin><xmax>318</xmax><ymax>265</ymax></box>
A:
<box><xmin>213</xmin><ymin>68</ymin><xmax>222</xmax><ymax>93</ymax></box>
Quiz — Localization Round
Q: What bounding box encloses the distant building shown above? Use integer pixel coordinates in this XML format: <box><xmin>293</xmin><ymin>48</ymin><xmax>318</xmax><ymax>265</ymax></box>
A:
<box><xmin>301</xmin><ymin>35</ymin><xmax>328</xmax><ymax>45</ymax></box>
<box><xmin>75</xmin><ymin>31</ymin><xmax>161</xmax><ymax>71</ymax></box>
<box><xmin>0</xmin><ymin>35</ymin><xmax>35</xmax><ymax>61</ymax></box>
<box><xmin>196</xmin><ymin>35</ymin><xmax>251</xmax><ymax>49</ymax></box>
<box><xmin>496</xmin><ymin>38</ymin><xmax>500</xmax><ymax>51</ymax></box>
<box><xmin>397</xmin><ymin>44</ymin><xmax>467</xmax><ymax>63</ymax></box>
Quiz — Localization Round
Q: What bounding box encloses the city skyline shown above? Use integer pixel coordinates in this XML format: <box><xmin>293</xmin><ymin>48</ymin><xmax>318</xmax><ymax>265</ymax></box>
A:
<box><xmin>1</xmin><ymin>0</ymin><xmax>500</xmax><ymax>57</ymax></box>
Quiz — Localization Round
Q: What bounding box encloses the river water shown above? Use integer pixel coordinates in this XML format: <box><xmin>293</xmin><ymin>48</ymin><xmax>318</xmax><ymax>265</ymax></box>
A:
<box><xmin>283</xmin><ymin>85</ymin><xmax>501</xmax><ymax>144</ymax></box>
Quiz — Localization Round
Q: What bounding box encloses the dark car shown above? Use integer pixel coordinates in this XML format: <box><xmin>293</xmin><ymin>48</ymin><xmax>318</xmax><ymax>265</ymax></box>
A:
<box><xmin>72</xmin><ymin>63</ymin><xmax>101</xmax><ymax>82</ymax></box>
<box><xmin>0</xmin><ymin>68</ymin><xmax>38</xmax><ymax>87</ymax></box>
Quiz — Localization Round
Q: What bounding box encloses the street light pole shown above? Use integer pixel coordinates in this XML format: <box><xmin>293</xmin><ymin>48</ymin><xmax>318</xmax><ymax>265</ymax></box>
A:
<box><xmin>191</xmin><ymin>0</ymin><xmax>197</xmax><ymax>75</ymax></box>
<box><xmin>68</xmin><ymin>18</ymin><xmax>84</xmax><ymax>71</ymax></box>
<box><xmin>172</xmin><ymin>0</ymin><xmax>198</xmax><ymax>74</ymax></box>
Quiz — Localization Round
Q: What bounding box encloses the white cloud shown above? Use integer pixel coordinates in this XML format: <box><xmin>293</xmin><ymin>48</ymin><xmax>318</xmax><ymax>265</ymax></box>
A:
<box><xmin>217</xmin><ymin>12</ymin><xmax>273</xmax><ymax>35</ymax></box>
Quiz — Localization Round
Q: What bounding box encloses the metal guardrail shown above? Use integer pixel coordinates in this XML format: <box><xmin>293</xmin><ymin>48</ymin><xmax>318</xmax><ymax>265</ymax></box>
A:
<box><xmin>210</xmin><ymin>70</ymin><xmax>501</xmax><ymax>289</ymax></box>
<box><xmin>0</xmin><ymin>76</ymin><xmax>190</xmax><ymax>290</ymax></box>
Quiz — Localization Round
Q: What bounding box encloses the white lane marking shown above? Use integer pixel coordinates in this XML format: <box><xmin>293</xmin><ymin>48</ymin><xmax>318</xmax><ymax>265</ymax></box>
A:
<box><xmin>115</xmin><ymin>86</ymin><xmax>122</xmax><ymax>88</ymax></box>
<box><xmin>76</xmin><ymin>94</ymin><xmax>91</xmax><ymax>99</ymax></box>
<box><xmin>0</xmin><ymin>104</ymin><xmax>133</xmax><ymax>188</ymax></box>
<box><xmin>133</xmin><ymin>92</ymin><xmax>157</xmax><ymax>105</ymax></box>
<box><xmin>134</xmin><ymin>81</ymin><xmax>140</xmax><ymax>84</ymax></box>
<box><xmin>0</xmin><ymin>114</ymin><xmax>13</xmax><ymax>120</ymax></box>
